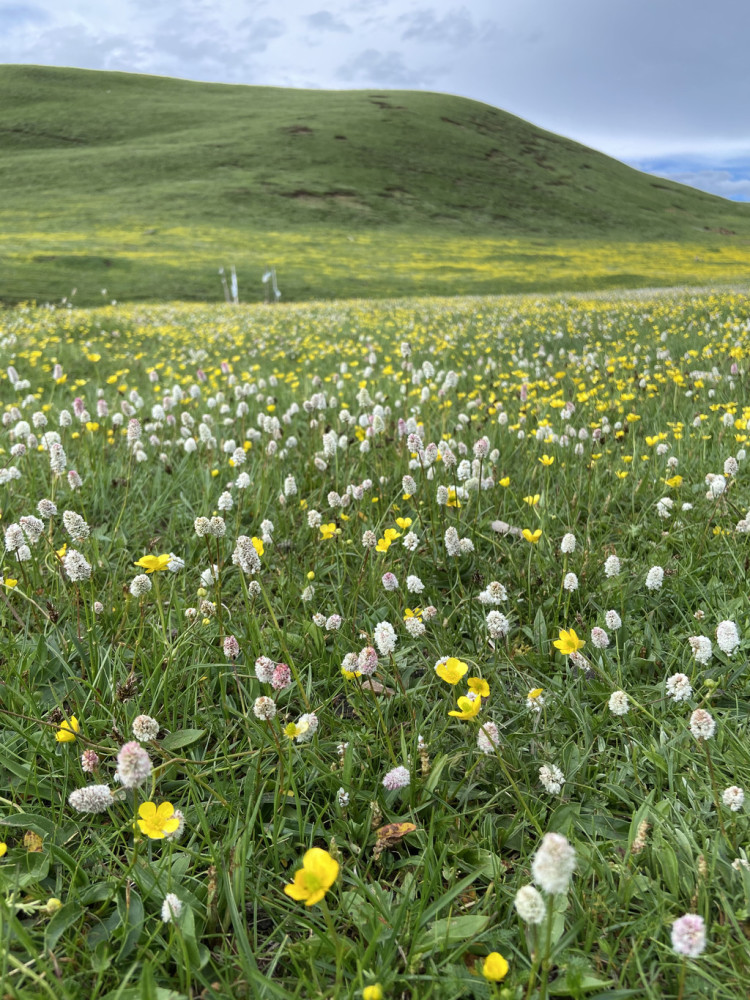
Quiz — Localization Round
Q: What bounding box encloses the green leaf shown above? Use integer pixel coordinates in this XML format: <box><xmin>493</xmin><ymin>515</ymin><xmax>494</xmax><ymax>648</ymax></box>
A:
<box><xmin>549</xmin><ymin>974</ymin><xmax>616</xmax><ymax>995</ymax></box>
<box><xmin>45</xmin><ymin>902</ymin><xmax>84</xmax><ymax>950</ymax></box>
<box><xmin>99</xmin><ymin>987</ymin><xmax>187</xmax><ymax>1000</ymax></box>
<box><xmin>656</xmin><ymin>843</ymin><xmax>680</xmax><ymax>897</ymax></box>
<box><xmin>416</xmin><ymin>914</ymin><xmax>490</xmax><ymax>954</ymax></box>
<box><xmin>533</xmin><ymin>606</ymin><xmax>548</xmax><ymax>651</ymax></box>
<box><xmin>116</xmin><ymin>887</ymin><xmax>144</xmax><ymax>959</ymax></box>
<box><xmin>0</xmin><ymin>813</ymin><xmax>57</xmax><ymax>838</ymax></box>
<box><xmin>160</xmin><ymin>729</ymin><xmax>205</xmax><ymax>751</ymax></box>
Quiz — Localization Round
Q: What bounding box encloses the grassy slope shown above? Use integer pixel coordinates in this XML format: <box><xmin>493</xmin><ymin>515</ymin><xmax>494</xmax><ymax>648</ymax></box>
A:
<box><xmin>2</xmin><ymin>64</ymin><xmax>750</xmax><ymax>304</ymax></box>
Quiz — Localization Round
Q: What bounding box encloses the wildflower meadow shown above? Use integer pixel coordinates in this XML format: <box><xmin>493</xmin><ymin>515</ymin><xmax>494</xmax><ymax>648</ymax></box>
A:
<box><xmin>1</xmin><ymin>290</ymin><xmax>750</xmax><ymax>999</ymax></box>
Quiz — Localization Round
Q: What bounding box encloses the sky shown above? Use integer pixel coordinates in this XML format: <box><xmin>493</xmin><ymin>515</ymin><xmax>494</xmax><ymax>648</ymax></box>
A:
<box><xmin>2</xmin><ymin>0</ymin><xmax>749</xmax><ymax>200</ymax></box>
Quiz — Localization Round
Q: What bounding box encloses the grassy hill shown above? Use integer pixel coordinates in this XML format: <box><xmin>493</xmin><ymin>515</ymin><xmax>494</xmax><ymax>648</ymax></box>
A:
<box><xmin>2</xmin><ymin>64</ymin><xmax>750</xmax><ymax>304</ymax></box>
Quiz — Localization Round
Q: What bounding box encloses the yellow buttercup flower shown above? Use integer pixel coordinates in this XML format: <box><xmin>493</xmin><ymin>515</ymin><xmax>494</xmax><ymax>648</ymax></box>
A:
<box><xmin>446</xmin><ymin>487</ymin><xmax>461</xmax><ymax>508</ymax></box>
<box><xmin>375</xmin><ymin>536</ymin><xmax>391</xmax><ymax>552</ymax></box>
<box><xmin>137</xmin><ymin>801</ymin><xmax>180</xmax><ymax>840</ymax></box>
<box><xmin>251</xmin><ymin>536</ymin><xmax>265</xmax><ymax>555</ymax></box>
<box><xmin>284</xmin><ymin>847</ymin><xmax>339</xmax><ymax>906</ymax></box>
<box><xmin>482</xmin><ymin>952</ymin><xmax>509</xmax><ymax>981</ymax></box>
<box><xmin>284</xmin><ymin>720</ymin><xmax>310</xmax><ymax>739</ymax></box>
<box><xmin>3</xmin><ymin>578</ymin><xmax>18</xmax><ymax>588</ymax></box>
<box><xmin>553</xmin><ymin>628</ymin><xmax>585</xmax><ymax>655</ymax></box>
<box><xmin>56</xmin><ymin>543</ymin><xmax>67</xmax><ymax>559</ymax></box>
<box><xmin>403</xmin><ymin>607</ymin><xmax>422</xmax><ymax>620</ymax></box>
<box><xmin>539</xmin><ymin>454</ymin><xmax>554</xmax><ymax>466</ymax></box>
<box><xmin>528</xmin><ymin>687</ymin><xmax>544</xmax><ymax>700</ymax></box>
<box><xmin>522</xmin><ymin>528</ymin><xmax>542</xmax><ymax>544</ymax></box>
<box><xmin>383</xmin><ymin>528</ymin><xmax>401</xmax><ymax>542</ymax></box>
<box><xmin>448</xmin><ymin>695</ymin><xmax>482</xmax><ymax>719</ymax></box>
<box><xmin>363</xmin><ymin>986</ymin><xmax>383</xmax><ymax>1000</ymax></box>
<box><xmin>467</xmin><ymin>677</ymin><xmax>490</xmax><ymax>698</ymax></box>
<box><xmin>319</xmin><ymin>523</ymin><xmax>338</xmax><ymax>540</ymax></box>
<box><xmin>55</xmin><ymin>717</ymin><xmax>80</xmax><ymax>743</ymax></box>
<box><xmin>435</xmin><ymin>657</ymin><xmax>469</xmax><ymax>684</ymax></box>
<box><xmin>665</xmin><ymin>474</ymin><xmax>683</xmax><ymax>488</ymax></box>
<box><xmin>0</xmin><ymin>842</ymin><xmax>7</xmax><ymax>858</ymax></box>
<box><xmin>395</xmin><ymin>517</ymin><xmax>412</xmax><ymax>529</ymax></box>
<box><xmin>499</xmin><ymin>476</ymin><xmax>510</xmax><ymax>487</ymax></box>
<box><xmin>134</xmin><ymin>553</ymin><xmax>171</xmax><ymax>573</ymax></box>
<box><xmin>523</xmin><ymin>494</ymin><xmax>540</xmax><ymax>506</ymax></box>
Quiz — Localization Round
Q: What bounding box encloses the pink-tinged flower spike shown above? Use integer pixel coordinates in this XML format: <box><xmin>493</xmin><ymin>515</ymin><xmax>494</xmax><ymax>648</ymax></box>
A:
<box><xmin>531</xmin><ymin>832</ymin><xmax>576</xmax><ymax>894</ymax></box>
<box><xmin>223</xmin><ymin>635</ymin><xmax>240</xmax><ymax>660</ymax></box>
<box><xmin>382</xmin><ymin>765</ymin><xmax>410</xmax><ymax>790</ymax></box>
<box><xmin>80</xmin><ymin>749</ymin><xmax>100</xmax><ymax>773</ymax></box>
<box><xmin>357</xmin><ymin>646</ymin><xmax>378</xmax><ymax>676</ymax></box>
<box><xmin>689</xmin><ymin>709</ymin><xmax>716</xmax><ymax>741</ymax></box>
<box><xmin>671</xmin><ymin>913</ymin><xmax>706</xmax><ymax>957</ymax></box>
<box><xmin>115</xmin><ymin>741</ymin><xmax>153</xmax><ymax>788</ymax></box>
<box><xmin>271</xmin><ymin>663</ymin><xmax>292</xmax><ymax>690</ymax></box>
<box><xmin>254</xmin><ymin>656</ymin><xmax>275</xmax><ymax>683</ymax></box>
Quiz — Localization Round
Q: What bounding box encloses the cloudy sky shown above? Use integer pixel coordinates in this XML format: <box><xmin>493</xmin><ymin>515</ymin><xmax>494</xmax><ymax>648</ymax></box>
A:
<box><xmin>2</xmin><ymin>0</ymin><xmax>749</xmax><ymax>200</ymax></box>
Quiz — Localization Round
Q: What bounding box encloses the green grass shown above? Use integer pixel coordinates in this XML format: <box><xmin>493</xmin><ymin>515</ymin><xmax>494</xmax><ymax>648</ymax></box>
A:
<box><xmin>1</xmin><ymin>290</ymin><xmax>750</xmax><ymax>998</ymax></box>
<box><xmin>2</xmin><ymin>65</ymin><xmax>750</xmax><ymax>304</ymax></box>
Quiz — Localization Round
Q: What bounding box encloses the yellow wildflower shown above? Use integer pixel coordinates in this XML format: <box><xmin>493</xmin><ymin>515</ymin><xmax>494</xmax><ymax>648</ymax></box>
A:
<box><xmin>284</xmin><ymin>721</ymin><xmax>310</xmax><ymax>739</ymax></box>
<box><xmin>448</xmin><ymin>695</ymin><xmax>482</xmax><ymax>719</ymax></box>
<box><xmin>137</xmin><ymin>801</ymin><xmax>180</xmax><ymax>840</ymax></box>
<box><xmin>55</xmin><ymin>717</ymin><xmax>80</xmax><ymax>743</ymax></box>
<box><xmin>553</xmin><ymin>628</ymin><xmax>585</xmax><ymax>655</ymax></box>
<box><xmin>482</xmin><ymin>952</ymin><xmax>509</xmax><ymax>981</ymax></box>
<box><xmin>284</xmin><ymin>847</ymin><xmax>339</xmax><ymax>906</ymax></box>
<box><xmin>134</xmin><ymin>553</ymin><xmax>171</xmax><ymax>573</ymax></box>
<box><xmin>435</xmin><ymin>657</ymin><xmax>469</xmax><ymax>684</ymax></box>
<box><xmin>467</xmin><ymin>677</ymin><xmax>490</xmax><ymax>698</ymax></box>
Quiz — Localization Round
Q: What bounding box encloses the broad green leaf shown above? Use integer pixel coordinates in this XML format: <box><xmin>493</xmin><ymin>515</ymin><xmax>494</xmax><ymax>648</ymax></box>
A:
<box><xmin>160</xmin><ymin>728</ymin><xmax>205</xmax><ymax>751</ymax></box>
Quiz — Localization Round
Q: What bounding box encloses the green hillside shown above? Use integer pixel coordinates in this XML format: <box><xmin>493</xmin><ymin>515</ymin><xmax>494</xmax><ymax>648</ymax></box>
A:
<box><xmin>2</xmin><ymin>64</ymin><xmax>750</xmax><ymax>304</ymax></box>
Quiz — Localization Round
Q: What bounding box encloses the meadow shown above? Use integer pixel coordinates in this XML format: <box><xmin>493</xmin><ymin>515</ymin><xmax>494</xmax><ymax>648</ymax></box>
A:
<box><xmin>1</xmin><ymin>290</ymin><xmax>750</xmax><ymax>999</ymax></box>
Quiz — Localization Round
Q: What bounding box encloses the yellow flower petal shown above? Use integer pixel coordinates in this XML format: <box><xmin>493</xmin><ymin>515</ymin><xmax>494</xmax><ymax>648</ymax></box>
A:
<box><xmin>138</xmin><ymin>801</ymin><xmax>157</xmax><ymax>822</ymax></box>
